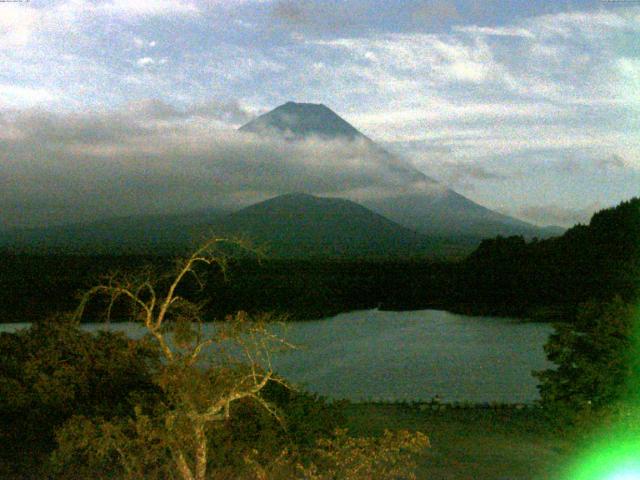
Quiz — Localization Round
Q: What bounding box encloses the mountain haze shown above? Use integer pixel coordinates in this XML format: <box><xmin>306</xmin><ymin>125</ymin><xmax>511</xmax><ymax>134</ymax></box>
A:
<box><xmin>0</xmin><ymin>102</ymin><xmax>563</xmax><ymax>257</ymax></box>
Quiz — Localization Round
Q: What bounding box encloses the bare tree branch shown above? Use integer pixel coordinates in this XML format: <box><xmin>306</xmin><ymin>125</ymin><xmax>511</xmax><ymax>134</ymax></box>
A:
<box><xmin>74</xmin><ymin>238</ymin><xmax>292</xmax><ymax>480</ymax></box>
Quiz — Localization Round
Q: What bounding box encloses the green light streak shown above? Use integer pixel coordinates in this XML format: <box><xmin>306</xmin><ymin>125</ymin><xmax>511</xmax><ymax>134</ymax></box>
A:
<box><xmin>561</xmin><ymin>305</ymin><xmax>640</xmax><ymax>480</ymax></box>
<box><xmin>563</xmin><ymin>432</ymin><xmax>640</xmax><ymax>480</ymax></box>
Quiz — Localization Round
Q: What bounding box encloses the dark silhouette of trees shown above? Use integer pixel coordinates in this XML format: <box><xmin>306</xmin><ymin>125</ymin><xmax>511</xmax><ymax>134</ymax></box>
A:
<box><xmin>458</xmin><ymin>198</ymin><xmax>640</xmax><ymax>317</ymax></box>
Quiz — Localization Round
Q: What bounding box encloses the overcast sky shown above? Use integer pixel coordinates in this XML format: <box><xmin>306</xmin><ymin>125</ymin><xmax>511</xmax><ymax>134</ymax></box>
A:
<box><xmin>1</xmin><ymin>0</ymin><xmax>639</xmax><ymax>228</ymax></box>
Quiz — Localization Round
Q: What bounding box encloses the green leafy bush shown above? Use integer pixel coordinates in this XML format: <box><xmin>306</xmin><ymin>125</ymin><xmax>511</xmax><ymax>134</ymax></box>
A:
<box><xmin>534</xmin><ymin>297</ymin><xmax>640</xmax><ymax>425</ymax></box>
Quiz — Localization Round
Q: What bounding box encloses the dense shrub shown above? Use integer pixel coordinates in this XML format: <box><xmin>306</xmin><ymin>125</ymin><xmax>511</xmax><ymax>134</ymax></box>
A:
<box><xmin>51</xmin><ymin>385</ymin><xmax>350</xmax><ymax>479</ymax></box>
<box><xmin>534</xmin><ymin>297</ymin><xmax>640</xmax><ymax>425</ymax></box>
<box><xmin>0</xmin><ymin>317</ymin><xmax>349</xmax><ymax>478</ymax></box>
<box><xmin>0</xmin><ymin>315</ymin><xmax>159</xmax><ymax>478</ymax></box>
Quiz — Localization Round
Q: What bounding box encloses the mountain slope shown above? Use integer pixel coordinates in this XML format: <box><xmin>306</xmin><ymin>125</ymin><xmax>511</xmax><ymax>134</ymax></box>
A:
<box><xmin>209</xmin><ymin>192</ymin><xmax>439</xmax><ymax>258</ymax></box>
<box><xmin>1</xmin><ymin>102</ymin><xmax>563</xmax><ymax>257</ymax></box>
<box><xmin>363</xmin><ymin>190</ymin><xmax>561</xmax><ymax>238</ymax></box>
<box><xmin>241</xmin><ymin>101</ymin><xmax>428</xmax><ymax>184</ymax></box>
<box><xmin>240</xmin><ymin>102</ymin><xmax>562</xmax><ymax>240</ymax></box>
<box><xmin>0</xmin><ymin>194</ymin><xmax>462</xmax><ymax>258</ymax></box>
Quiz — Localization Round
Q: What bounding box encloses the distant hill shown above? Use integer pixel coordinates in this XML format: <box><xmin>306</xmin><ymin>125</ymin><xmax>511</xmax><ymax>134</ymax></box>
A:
<box><xmin>208</xmin><ymin>192</ymin><xmax>448</xmax><ymax>258</ymax></box>
<box><xmin>240</xmin><ymin>102</ymin><xmax>562</xmax><ymax>240</ymax></box>
<box><xmin>0</xmin><ymin>209</ymin><xmax>228</xmax><ymax>255</ymax></box>
<box><xmin>0</xmin><ymin>193</ymin><xmax>471</xmax><ymax>258</ymax></box>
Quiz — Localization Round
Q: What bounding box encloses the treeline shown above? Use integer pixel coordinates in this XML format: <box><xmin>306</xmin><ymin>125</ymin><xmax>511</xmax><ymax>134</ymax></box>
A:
<box><xmin>452</xmin><ymin>197</ymin><xmax>640</xmax><ymax>319</ymax></box>
<box><xmin>0</xmin><ymin>254</ymin><xmax>455</xmax><ymax>322</ymax></box>
<box><xmin>529</xmin><ymin>200</ymin><xmax>640</xmax><ymax>427</ymax></box>
<box><xmin>0</xmin><ymin>255</ymin><xmax>166</xmax><ymax>323</ymax></box>
<box><xmin>1</xmin><ymin>198</ymin><xmax>638</xmax><ymax>323</ymax></box>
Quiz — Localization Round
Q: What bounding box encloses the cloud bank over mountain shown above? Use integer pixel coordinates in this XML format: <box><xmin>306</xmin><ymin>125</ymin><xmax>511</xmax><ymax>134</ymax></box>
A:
<box><xmin>0</xmin><ymin>100</ymin><xmax>440</xmax><ymax>229</ymax></box>
<box><xmin>1</xmin><ymin>0</ymin><xmax>638</xmax><ymax>227</ymax></box>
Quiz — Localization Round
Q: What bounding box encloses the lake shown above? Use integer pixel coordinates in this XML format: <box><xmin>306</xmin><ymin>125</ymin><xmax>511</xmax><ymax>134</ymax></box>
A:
<box><xmin>0</xmin><ymin>309</ymin><xmax>553</xmax><ymax>403</ymax></box>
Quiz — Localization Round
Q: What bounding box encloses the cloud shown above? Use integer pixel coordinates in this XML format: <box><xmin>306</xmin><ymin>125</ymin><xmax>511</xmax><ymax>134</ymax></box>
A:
<box><xmin>1</xmin><ymin>98</ymin><xmax>254</xmax><ymax>145</ymax></box>
<box><xmin>315</xmin><ymin>34</ymin><xmax>499</xmax><ymax>85</ymax></box>
<box><xmin>301</xmin><ymin>7</ymin><xmax>639</xmax><ymax>157</ymax></box>
<box><xmin>506</xmin><ymin>203</ymin><xmax>606</xmax><ymax>227</ymax></box>
<box><xmin>0</xmin><ymin>0</ymin><xmax>198</xmax><ymax>51</ymax></box>
<box><xmin>530</xmin><ymin>9</ymin><xmax>640</xmax><ymax>40</ymax></box>
<box><xmin>412</xmin><ymin>0</ymin><xmax>461</xmax><ymax>24</ymax></box>
<box><xmin>0</xmin><ymin>85</ymin><xmax>56</xmax><ymax>108</ymax></box>
<box><xmin>120</xmin><ymin>98</ymin><xmax>254</xmax><ymax>125</ymax></box>
<box><xmin>454</xmin><ymin>25</ymin><xmax>535</xmax><ymax>38</ymax></box>
<box><xmin>352</xmin><ymin>101</ymin><xmax>563</xmax><ymax>134</ymax></box>
<box><xmin>269</xmin><ymin>0</ymin><xmax>363</xmax><ymax>36</ymax></box>
<box><xmin>272</xmin><ymin>0</ymin><xmax>310</xmax><ymax>24</ymax></box>
<box><xmin>185</xmin><ymin>99</ymin><xmax>255</xmax><ymax>124</ymax></box>
<box><xmin>547</xmin><ymin>153</ymin><xmax>631</xmax><ymax>175</ymax></box>
<box><xmin>441</xmin><ymin>163</ymin><xmax>508</xmax><ymax>182</ymax></box>
<box><xmin>100</xmin><ymin>0</ymin><xmax>200</xmax><ymax>17</ymax></box>
<box><xmin>0</xmin><ymin>101</ymin><xmax>431</xmax><ymax>228</ymax></box>
<box><xmin>0</xmin><ymin>4</ymin><xmax>41</xmax><ymax>46</ymax></box>
<box><xmin>596</xmin><ymin>153</ymin><xmax>627</xmax><ymax>170</ymax></box>
<box><xmin>411</xmin><ymin>159</ymin><xmax>509</xmax><ymax>191</ymax></box>
<box><xmin>136</xmin><ymin>57</ymin><xmax>155</xmax><ymax>67</ymax></box>
<box><xmin>0</xmin><ymin>0</ymin><xmax>197</xmax><ymax>48</ymax></box>
<box><xmin>133</xmin><ymin>37</ymin><xmax>157</xmax><ymax>48</ymax></box>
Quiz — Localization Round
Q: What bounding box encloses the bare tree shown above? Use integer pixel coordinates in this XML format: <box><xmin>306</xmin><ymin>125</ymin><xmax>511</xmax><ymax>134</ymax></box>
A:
<box><xmin>61</xmin><ymin>238</ymin><xmax>429</xmax><ymax>479</ymax></box>
<box><xmin>73</xmin><ymin>238</ymin><xmax>291</xmax><ymax>480</ymax></box>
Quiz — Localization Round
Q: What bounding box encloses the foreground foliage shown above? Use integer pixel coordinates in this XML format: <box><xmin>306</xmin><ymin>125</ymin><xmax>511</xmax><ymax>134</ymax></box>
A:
<box><xmin>0</xmin><ymin>316</ymin><xmax>158</xmax><ymax>477</ymax></box>
<box><xmin>1</xmin><ymin>239</ymin><xmax>428</xmax><ymax>479</ymax></box>
<box><xmin>535</xmin><ymin>297</ymin><xmax>640</xmax><ymax>426</ymax></box>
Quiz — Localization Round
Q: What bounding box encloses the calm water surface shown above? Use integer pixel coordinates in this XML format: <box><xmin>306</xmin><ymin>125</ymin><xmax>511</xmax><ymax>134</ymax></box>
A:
<box><xmin>1</xmin><ymin>309</ymin><xmax>553</xmax><ymax>403</ymax></box>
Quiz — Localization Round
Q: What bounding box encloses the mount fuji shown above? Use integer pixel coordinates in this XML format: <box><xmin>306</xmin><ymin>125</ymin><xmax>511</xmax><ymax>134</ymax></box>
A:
<box><xmin>240</xmin><ymin>101</ymin><xmax>561</xmax><ymax>239</ymax></box>
<box><xmin>0</xmin><ymin>101</ymin><xmax>562</xmax><ymax>257</ymax></box>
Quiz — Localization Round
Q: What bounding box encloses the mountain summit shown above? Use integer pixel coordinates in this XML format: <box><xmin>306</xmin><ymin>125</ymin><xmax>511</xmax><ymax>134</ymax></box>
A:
<box><xmin>239</xmin><ymin>101</ymin><xmax>364</xmax><ymax>139</ymax></box>
<box><xmin>241</xmin><ymin>101</ymin><xmax>432</xmax><ymax>184</ymax></box>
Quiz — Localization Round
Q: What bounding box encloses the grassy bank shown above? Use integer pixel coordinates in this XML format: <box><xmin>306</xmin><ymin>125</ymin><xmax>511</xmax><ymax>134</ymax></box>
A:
<box><xmin>344</xmin><ymin>402</ymin><xmax>573</xmax><ymax>480</ymax></box>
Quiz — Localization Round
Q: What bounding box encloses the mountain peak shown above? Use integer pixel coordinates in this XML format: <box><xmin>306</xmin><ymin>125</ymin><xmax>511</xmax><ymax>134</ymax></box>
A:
<box><xmin>239</xmin><ymin>102</ymin><xmax>363</xmax><ymax>139</ymax></box>
<box><xmin>282</xmin><ymin>101</ymin><xmax>327</xmax><ymax>108</ymax></box>
<box><xmin>277</xmin><ymin>191</ymin><xmax>316</xmax><ymax>200</ymax></box>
